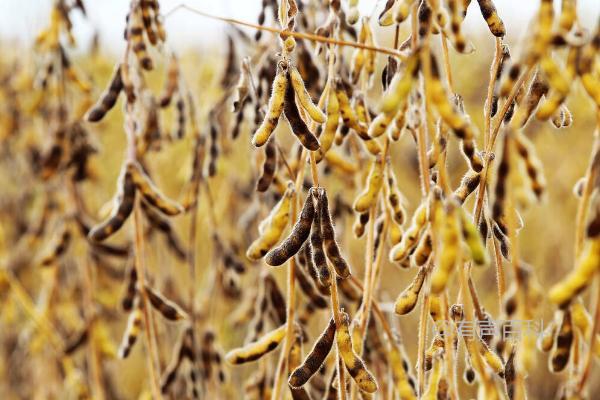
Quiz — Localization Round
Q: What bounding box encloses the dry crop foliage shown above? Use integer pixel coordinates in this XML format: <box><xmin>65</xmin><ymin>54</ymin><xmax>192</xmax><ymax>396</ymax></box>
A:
<box><xmin>0</xmin><ymin>0</ymin><xmax>600</xmax><ymax>399</ymax></box>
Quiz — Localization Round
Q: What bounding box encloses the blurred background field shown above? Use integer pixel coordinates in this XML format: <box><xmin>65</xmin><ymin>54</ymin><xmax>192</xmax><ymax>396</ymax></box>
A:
<box><xmin>1</xmin><ymin>1</ymin><xmax>600</xmax><ymax>399</ymax></box>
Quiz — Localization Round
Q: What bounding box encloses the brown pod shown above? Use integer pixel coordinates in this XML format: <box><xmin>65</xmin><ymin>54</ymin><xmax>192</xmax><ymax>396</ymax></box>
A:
<box><xmin>309</xmin><ymin>192</ymin><xmax>331</xmax><ymax>288</ymax></box>
<box><xmin>550</xmin><ymin>310</ymin><xmax>573</xmax><ymax>373</ymax></box>
<box><xmin>88</xmin><ymin>166</ymin><xmax>136</xmax><ymax>242</ymax></box>
<box><xmin>144</xmin><ymin>285</ymin><xmax>188</xmax><ymax>321</ymax></box>
<box><xmin>302</xmin><ymin>243</ymin><xmax>331</xmax><ymax>296</ymax></box>
<box><xmin>265</xmin><ymin>274</ymin><xmax>287</xmax><ymax>325</ymax></box>
<box><xmin>256</xmin><ymin>135</ymin><xmax>277</xmax><ymax>192</ymax></box>
<box><xmin>86</xmin><ymin>64</ymin><xmax>123</xmax><ymax>122</ymax></box>
<box><xmin>317</xmin><ymin>188</ymin><xmax>351</xmax><ymax>279</ymax></box>
<box><xmin>265</xmin><ymin>189</ymin><xmax>315</xmax><ymax>266</ymax></box>
<box><xmin>294</xmin><ymin>262</ymin><xmax>328</xmax><ymax>309</ymax></box>
<box><xmin>40</xmin><ymin>227</ymin><xmax>71</xmax><ymax>266</ymax></box>
<box><xmin>128</xmin><ymin>161</ymin><xmax>184</xmax><ymax>216</ymax></box>
<box><xmin>283</xmin><ymin>72</ymin><xmax>320</xmax><ymax>151</ymax></box>
<box><xmin>289</xmin><ymin>318</ymin><xmax>336</xmax><ymax>388</ymax></box>
<box><xmin>121</xmin><ymin>261</ymin><xmax>137</xmax><ymax>312</ymax></box>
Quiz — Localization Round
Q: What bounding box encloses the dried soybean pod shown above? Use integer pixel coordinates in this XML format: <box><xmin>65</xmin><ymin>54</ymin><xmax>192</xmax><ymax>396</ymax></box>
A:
<box><xmin>381</xmin><ymin>55</ymin><xmax>418</xmax><ymax>116</ymax></box>
<box><xmin>316</xmin><ymin>87</ymin><xmax>340</xmax><ymax>162</ymax></box>
<box><xmin>492</xmin><ymin>133</ymin><xmax>510</xmax><ymax>222</ymax></box>
<box><xmin>289</xmin><ymin>318</ymin><xmax>336</xmax><ymax>388</ymax></box>
<box><xmin>283</xmin><ymin>71</ymin><xmax>320</xmax><ymax>151</ymax></box>
<box><xmin>447</xmin><ymin>0</ymin><xmax>471</xmax><ymax>53</ymax></box>
<box><xmin>256</xmin><ymin>135</ymin><xmax>277</xmax><ymax>192</ymax></box>
<box><xmin>389</xmin><ymin>341</ymin><xmax>417</xmax><ymax>399</ymax></box>
<box><xmin>537</xmin><ymin>319</ymin><xmax>557</xmax><ymax>352</ymax></box>
<box><xmin>128</xmin><ymin>5</ymin><xmax>152</xmax><ymax>70</ymax></box>
<box><xmin>294</xmin><ymin>262</ymin><xmax>328</xmax><ymax>309</ymax></box>
<box><xmin>127</xmin><ymin>161</ymin><xmax>183</xmax><ymax>216</ymax></box>
<box><xmin>86</xmin><ymin>64</ymin><xmax>122</xmax><ymax>122</ymax></box>
<box><xmin>412</xmin><ymin>231</ymin><xmax>433</xmax><ymax>267</ymax></box>
<box><xmin>378</xmin><ymin>0</ymin><xmax>396</xmax><ymax>26</ymax></box>
<box><xmin>172</xmin><ymin>94</ymin><xmax>186</xmax><ymax>139</ymax></box>
<box><xmin>431</xmin><ymin>200</ymin><xmax>460</xmax><ymax>294</ymax></box>
<box><xmin>288</xmin><ymin>334</ymin><xmax>313</xmax><ymax>400</ymax></box>
<box><xmin>290</xmin><ymin>66</ymin><xmax>325</xmax><ymax>123</ymax></box>
<box><xmin>428</xmin><ymin>54</ymin><xmax>482</xmax><ymax>172</ymax></box>
<box><xmin>144</xmin><ymin>285</ymin><xmax>188</xmax><ymax>321</ymax></box>
<box><xmin>390</xmin><ymin>202</ymin><xmax>427</xmax><ymax>262</ymax></box>
<box><xmin>490</xmin><ymin>44</ymin><xmax>510</xmax><ymax>117</ymax></box>
<box><xmin>40</xmin><ymin>226</ymin><xmax>71</xmax><ymax>266</ymax></box>
<box><xmin>301</xmin><ymin>243</ymin><xmax>331</xmax><ymax>296</ymax></box>
<box><xmin>353</xmin><ymin>154</ymin><xmax>384</xmax><ymax>213</ymax></box>
<box><xmin>549</xmin><ymin>239</ymin><xmax>600</xmax><ymax>307</ymax></box>
<box><xmin>310</xmin><ymin>189</ymin><xmax>331</xmax><ymax>287</ymax></box>
<box><xmin>395</xmin><ymin>0</ymin><xmax>415</xmax><ymax>23</ymax></box>
<box><xmin>140</xmin><ymin>0</ymin><xmax>157</xmax><ymax>45</ymax></box>
<box><xmin>385</xmin><ymin>162</ymin><xmax>406</xmax><ymax>225</ymax></box>
<box><xmin>142</xmin><ymin>201</ymin><xmax>187</xmax><ymax>261</ymax></box>
<box><xmin>458</xmin><ymin>208</ymin><xmax>489</xmax><ymax>266</ymax></box>
<box><xmin>549</xmin><ymin>310</ymin><xmax>573</xmax><ymax>372</ymax></box>
<box><xmin>353</xmin><ymin>211</ymin><xmax>370</xmax><ymax>238</ymax></box>
<box><xmin>337</xmin><ymin>311</ymin><xmax>378</xmax><ymax>393</ymax></box>
<box><xmin>118</xmin><ymin>297</ymin><xmax>143</xmax><ymax>358</ymax></box>
<box><xmin>88</xmin><ymin>166</ymin><xmax>135</xmax><ymax>242</ymax></box>
<box><xmin>318</xmin><ymin>188</ymin><xmax>351</xmax><ymax>279</ymax></box>
<box><xmin>394</xmin><ymin>266</ymin><xmax>427</xmax><ymax>315</ymax></box>
<box><xmin>225</xmin><ymin>323</ymin><xmax>287</xmax><ymax>365</ymax></box>
<box><xmin>453</xmin><ymin>170</ymin><xmax>481</xmax><ymax>204</ymax></box>
<box><xmin>422</xmin><ymin>354</ymin><xmax>442</xmax><ymax>400</ymax></box>
<box><xmin>265</xmin><ymin>274</ymin><xmax>287</xmax><ymax>325</ymax></box>
<box><xmin>476</xmin><ymin>0</ymin><xmax>505</xmax><ymax>37</ymax></box>
<box><xmin>515</xmin><ymin>70</ymin><xmax>549</xmax><ymax>127</ymax></box>
<box><xmin>121</xmin><ymin>262</ymin><xmax>137</xmax><ymax>311</ymax></box>
<box><xmin>265</xmin><ymin>189</ymin><xmax>314</xmax><ymax>266</ymax></box>
<box><xmin>514</xmin><ymin>132</ymin><xmax>545</xmax><ymax>199</ymax></box>
<box><xmin>535</xmin><ymin>57</ymin><xmax>570</xmax><ymax>120</ymax></box>
<box><xmin>159</xmin><ymin>54</ymin><xmax>179</xmax><ymax>107</ymax></box>
<box><xmin>559</xmin><ymin>0</ymin><xmax>577</xmax><ymax>32</ymax></box>
<box><xmin>161</xmin><ymin>327</ymin><xmax>191</xmax><ymax>394</ymax></box>
<box><xmin>335</xmin><ymin>80</ymin><xmax>370</xmax><ymax>141</ymax></box>
<box><xmin>252</xmin><ymin>63</ymin><xmax>288</xmax><ymax>147</ymax></box>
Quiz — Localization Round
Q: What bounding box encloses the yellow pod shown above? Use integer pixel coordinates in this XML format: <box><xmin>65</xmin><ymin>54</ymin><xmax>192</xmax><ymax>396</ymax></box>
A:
<box><xmin>225</xmin><ymin>323</ymin><xmax>287</xmax><ymax>365</ymax></box>
<box><xmin>368</xmin><ymin>112</ymin><xmax>394</xmax><ymax>138</ymax></box>
<box><xmin>324</xmin><ymin>150</ymin><xmax>358</xmax><ymax>174</ymax></box>
<box><xmin>353</xmin><ymin>155</ymin><xmax>384</xmax><ymax>213</ymax></box>
<box><xmin>351</xmin><ymin>49</ymin><xmax>366</xmax><ymax>84</ymax></box>
<box><xmin>431</xmin><ymin>202</ymin><xmax>460</xmax><ymax>294</ymax></box>
<box><xmin>337</xmin><ymin>311</ymin><xmax>378</xmax><ymax>393</ymax></box>
<box><xmin>395</xmin><ymin>267</ymin><xmax>427</xmax><ymax>315</ymax></box>
<box><xmin>458</xmin><ymin>208</ymin><xmax>489</xmax><ymax>266</ymax></box>
<box><xmin>252</xmin><ymin>68</ymin><xmax>288</xmax><ymax>147</ymax></box>
<box><xmin>290</xmin><ymin>66</ymin><xmax>325</xmax><ymax>123</ymax></box>
<box><xmin>394</xmin><ymin>0</ymin><xmax>415</xmax><ymax>23</ymax></box>
<box><xmin>388</xmin><ymin>342</ymin><xmax>417</xmax><ymax>400</ymax></box>
<box><xmin>378</xmin><ymin>0</ymin><xmax>396</xmax><ymax>26</ymax></box>
<box><xmin>381</xmin><ymin>56</ymin><xmax>418</xmax><ymax>116</ymax></box>
<box><xmin>388</xmin><ymin>220</ymin><xmax>404</xmax><ymax>245</ymax></box>
<box><xmin>422</xmin><ymin>354</ymin><xmax>442</xmax><ymax>400</ymax></box>
<box><xmin>479</xmin><ymin>340</ymin><xmax>504</xmax><ymax>376</ymax></box>
<box><xmin>390</xmin><ymin>202</ymin><xmax>428</xmax><ymax>262</ymax></box>
<box><xmin>571</xmin><ymin>300</ymin><xmax>592</xmax><ymax>338</ymax></box>
<box><xmin>549</xmin><ymin>239</ymin><xmax>600</xmax><ymax>307</ymax></box>
<box><xmin>246</xmin><ymin>184</ymin><xmax>294</xmax><ymax>260</ymax></box>
<box><xmin>537</xmin><ymin>319</ymin><xmax>556</xmax><ymax>352</ymax></box>
<box><xmin>559</xmin><ymin>0</ymin><xmax>577</xmax><ymax>32</ymax></box>
<box><xmin>316</xmin><ymin>87</ymin><xmax>340</xmax><ymax>162</ymax></box>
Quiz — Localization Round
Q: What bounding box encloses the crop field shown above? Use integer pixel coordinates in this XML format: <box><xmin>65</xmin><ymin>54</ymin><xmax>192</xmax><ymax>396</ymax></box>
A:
<box><xmin>0</xmin><ymin>0</ymin><xmax>600</xmax><ymax>399</ymax></box>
